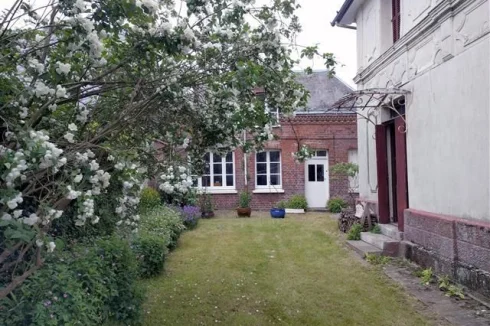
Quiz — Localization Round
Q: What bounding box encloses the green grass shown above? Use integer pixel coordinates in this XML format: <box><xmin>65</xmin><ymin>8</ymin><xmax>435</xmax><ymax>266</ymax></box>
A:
<box><xmin>140</xmin><ymin>212</ymin><xmax>430</xmax><ymax>325</ymax></box>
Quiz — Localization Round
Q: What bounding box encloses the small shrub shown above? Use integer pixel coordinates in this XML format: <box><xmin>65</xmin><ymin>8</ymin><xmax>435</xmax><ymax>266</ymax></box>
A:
<box><xmin>133</xmin><ymin>234</ymin><xmax>168</xmax><ymax>278</ymax></box>
<box><xmin>238</xmin><ymin>191</ymin><xmax>252</xmax><ymax>208</ymax></box>
<box><xmin>179</xmin><ymin>205</ymin><xmax>200</xmax><ymax>229</ymax></box>
<box><xmin>139</xmin><ymin>205</ymin><xmax>185</xmax><ymax>250</ymax></box>
<box><xmin>139</xmin><ymin>187</ymin><xmax>162</xmax><ymax>213</ymax></box>
<box><xmin>347</xmin><ymin>223</ymin><xmax>362</xmax><ymax>240</ymax></box>
<box><xmin>327</xmin><ymin>197</ymin><xmax>348</xmax><ymax>213</ymax></box>
<box><xmin>198</xmin><ymin>193</ymin><xmax>214</xmax><ymax>214</ymax></box>
<box><xmin>287</xmin><ymin>195</ymin><xmax>308</xmax><ymax>210</ymax></box>
<box><xmin>276</xmin><ymin>200</ymin><xmax>287</xmax><ymax>209</ymax></box>
<box><xmin>370</xmin><ymin>224</ymin><xmax>382</xmax><ymax>234</ymax></box>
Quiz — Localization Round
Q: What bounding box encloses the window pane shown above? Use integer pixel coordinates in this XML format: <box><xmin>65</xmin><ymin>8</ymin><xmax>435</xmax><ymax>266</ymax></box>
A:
<box><xmin>213</xmin><ymin>175</ymin><xmax>222</xmax><ymax>186</ymax></box>
<box><xmin>257</xmin><ymin>175</ymin><xmax>267</xmax><ymax>186</ymax></box>
<box><xmin>269</xmin><ymin>151</ymin><xmax>280</xmax><ymax>162</ymax></box>
<box><xmin>213</xmin><ymin>153</ymin><xmax>222</xmax><ymax>163</ymax></box>
<box><xmin>226</xmin><ymin>163</ymin><xmax>233</xmax><ymax>174</ymax></box>
<box><xmin>226</xmin><ymin>175</ymin><xmax>234</xmax><ymax>186</ymax></box>
<box><xmin>317</xmin><ymin>164</ymin><xmax>325</xmax><ymax>182</ymax></box>
<box><xmin>316</xmin><ymin>150</ymin><xmax>327</xmax><ymax>157</ymax></box>
<box><xmin>270</xmin><ymin>174</ymin><xmax>280</xmax><ymax>185</ymax></box>
<box><xmin>270</xmin><ymin>163</ymin><xmax>280</xmax><ymax>174</ymax></box>
<box><xmin>213</xmin><ymin>163</ymin><xmax>222</xmax><ymax>174</ymax></box>
<box><xmin>204</xmin><ymin>152</ymin><xmax>210</xmax><ymax>162</ymax></box>
<box><xmin>226</xmin><ymin>152</ymin><xmax>233</xmax><ymax>162</ymax></box>
<box><xmin>193</xmin><ymin>178</ymin><xmax>198</xmax><ymax>187</ymax></box>
<box><xmin>257</xmin><ymin>163</ymin><xmax>267</xmax><ymax>174</ymax></box>
<box><xmin>202</xmin><ymin>176</ymin><xmax>211</xmax><ymax>187</ymax></box>
<box><xmin>204</xmin><ymin>164</ymin><xmax>210</xmax><ymax>174</ymax></box>
<box><xmin>308</xmin><ymin>164</ymin><xmax>316</xmax><ymax>182</ymax></box>
<box><xmin>256</xmin><ymin>152</ymin><xmax>267</xmax><ymax>162</ymax></box>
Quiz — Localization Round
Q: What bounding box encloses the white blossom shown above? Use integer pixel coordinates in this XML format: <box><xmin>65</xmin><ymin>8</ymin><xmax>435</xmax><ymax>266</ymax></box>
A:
<box><xmin>23</xmin><ymin>213</ymin><xmax>39</xmax><ymax>226</ymax></box>
<box><xmin>47</xmin><ymin>241</ymin><xmax>56</xmax><ymax>252</ymax></box>
<box><xmin>74</xmin><ymin>174</ymin><xmax>83</xmax><ymax>183</ymax></box>
<box><xmin>68</xmin><ymin>123</ymin><xmax>78</xmax><ymax>131</ymax></box>
<box><xmin>55</xmin><ymin>62</ymin><xmax>71</xmax><ymax>75</ymax></box>
<box><xmin>64</xmin><ymin>132</ymin><xmax>75</xmax><ymax>143</ymax></box>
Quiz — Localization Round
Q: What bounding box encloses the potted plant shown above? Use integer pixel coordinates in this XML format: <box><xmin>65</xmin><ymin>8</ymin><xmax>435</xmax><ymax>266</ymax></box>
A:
<box><xmin>236</xmin><ymin>191</ymin><xmax>252</xmax><ymax>217</ymax></box>
<box><xmin>199</xmin><ymin>192</ymin><xmax>214</xmax><ymax>218</ymax></box>
<box><xmin>284</xmin><ymin>195</ymin><xmax>307</xmax><ymax>214</ymax></box>
<box><xmin>270</xmin><ymin>200</ymin><xmax>286</xmax><ymax>218</ymax></box>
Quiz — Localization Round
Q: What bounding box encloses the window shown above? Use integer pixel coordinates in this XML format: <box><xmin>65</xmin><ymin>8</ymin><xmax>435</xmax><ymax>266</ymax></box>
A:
<box><xmin>196</xmin><ymin>152</ymin><xmax>235</xmax><ymax>189</ymax></box>
<box><xmin>266</xmin><ymin>102</ymin><xmax>280</xmax><ymax>126</ymax></box>
<box><xmin>255</xmin><ymin>150</ymin><xmax>281</xmax><ymax>187</ymax></box>
<box><xmin>392</xmin><ymin>0</ymin><xmax>401</xmax><ymax>43</ymax></box>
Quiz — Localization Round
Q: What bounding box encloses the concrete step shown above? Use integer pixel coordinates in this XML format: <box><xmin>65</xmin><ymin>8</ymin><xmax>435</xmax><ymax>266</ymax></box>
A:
<box><xmin>361</xmin><ymin>232</ymin><xmax>400</xmax><ymax>256</ymax></box>
<box><xmin>346</xmin><ymin>240</ymin><xmax>382</xmax><ymax>257</ymax></box>
<box><xmin>379</xmin><ymin>223</ymin><xmax>404</xmax><ymax>241</ymax></box>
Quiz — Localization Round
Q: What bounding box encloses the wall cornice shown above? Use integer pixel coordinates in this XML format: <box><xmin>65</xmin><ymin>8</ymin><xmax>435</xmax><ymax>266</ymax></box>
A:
<box><xmin>354</xmin><ymin>0</ymin><xmax>487</xmax><ymax>85</ymax></box>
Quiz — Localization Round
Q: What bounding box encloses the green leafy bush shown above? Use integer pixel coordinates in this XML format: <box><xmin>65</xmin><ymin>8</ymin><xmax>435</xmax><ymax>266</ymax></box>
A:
<box><xmin>0</xmin><ymin>236</ymin><xmax>143</xmax><ymax>326</ymax></box>
<box><xmin>287</xmin><ymin>195</ymin><xmax>308</xmax><ymax>210</ymax></box>
<box><xmin>276</xmin><ymin>200</ymin><xmax>287</xmax><ymax>209</ymax></box>
<box><xmin>370</xmin><ymin>224</ymin><xmax>382</xmax><ymax>234</ymax></box>
<box><xmin>238</xmin><ymin>191</ymin><xmax>252</xmax><ymax>208</ymax></box>
<box><xmin>139</xmin><ymin>205</ymin><xmax>185</xmax><ymax>250</ymax></box>
<box><xmin>139</xmin><ymin>187</ymin><xmax>162</xmax><ymax>213</ymax></box>
<box><xmin>347</xmin><ymin>223</ymin><xmax>362</xmax><ymax>240</ymax></box>
<box><xmin>327</xmin><ymin>197</ymin><xmax>348</xmax><ymax>213</ymax></box>
<box><xmin>133</xmin><ymin>234</ymin><xmax>168</xmax><ymax>278</ymax></box>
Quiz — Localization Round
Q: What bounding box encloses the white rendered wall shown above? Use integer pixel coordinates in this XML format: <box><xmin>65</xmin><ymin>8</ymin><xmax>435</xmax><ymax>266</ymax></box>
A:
<box><xmin>353</xmin><ymin>0</ymin><xmax>490</xmax><ymax>221</ymax></box>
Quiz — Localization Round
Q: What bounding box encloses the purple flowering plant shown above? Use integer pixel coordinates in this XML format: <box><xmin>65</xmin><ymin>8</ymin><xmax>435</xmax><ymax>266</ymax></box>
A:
<box><xmin>179</xmin><ymin>205</ymin><xmax>200</xmax><ymax>229</ymax></box>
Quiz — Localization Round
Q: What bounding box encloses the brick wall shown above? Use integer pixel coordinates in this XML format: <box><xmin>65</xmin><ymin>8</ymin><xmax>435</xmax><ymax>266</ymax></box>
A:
<box><xmin>212</xmin><ymin>114</ymin><xmax>358</xmax><ymax>210</ymax></box>
<box><xmin>404</xmin><ymin>209</ymin><xmax>490</xmax><ymax>298</ymax></box>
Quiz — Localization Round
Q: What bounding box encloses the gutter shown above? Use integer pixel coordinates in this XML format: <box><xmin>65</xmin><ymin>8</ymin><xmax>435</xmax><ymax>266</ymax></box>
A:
<box><xmin>330</xmin><ymin>0</ymin><xmax>355</xmax><ymax>27</ymax></box>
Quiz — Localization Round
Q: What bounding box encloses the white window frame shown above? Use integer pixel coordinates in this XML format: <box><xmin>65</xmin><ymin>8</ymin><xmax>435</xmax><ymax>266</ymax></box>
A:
<box><xmin>196</xmin><ymin>152</ymin><xmax>237</xmax><ymax>194</ymax></box>
<box><xmin>264</xmin><ymin>99</ymin><xmax>280</xmax><ymax>127</ymax></box>
<box><xmin>254</xmin><ymin>150</ymin><xmax>283</xmax><ymax>193</ymax></box>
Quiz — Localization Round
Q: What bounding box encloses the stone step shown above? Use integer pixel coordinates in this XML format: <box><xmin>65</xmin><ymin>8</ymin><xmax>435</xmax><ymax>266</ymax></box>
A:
<box><xmin>361</xmin><ymin>232</ymin><xmax>400</xmax><ymax>256</ymax></box>
<box><xmin>346</xmin><ymin>240</ymin><xmax>382</xmax><ymax>257</ymax></box>
<box><xmin>379</xmin><ymin>223</ymin><xmax>404</xmax><ymax>241</ymax></box>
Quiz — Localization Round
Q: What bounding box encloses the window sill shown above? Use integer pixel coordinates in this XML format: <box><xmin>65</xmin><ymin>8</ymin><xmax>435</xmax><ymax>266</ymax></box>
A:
<box><xmin>253</xmin><ymin>188</ymin><xmax>285</xmax><ymax>194</ymax></box>
<box><xmin>198</xmin><ymin>188</ymin><xmax>237</xmax><ymax>194</ymax></box>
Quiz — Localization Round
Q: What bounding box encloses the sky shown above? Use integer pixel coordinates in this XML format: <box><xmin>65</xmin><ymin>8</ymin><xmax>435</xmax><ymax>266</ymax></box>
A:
<box><xmin>293</xmin><ymin>0</ymin><xmax>357</xmax><ymax>87</ymax></box>
<box><xmin>0</xmin><ymin>0</ymin><xmax>357</xmax><ymax>86</ymax></box>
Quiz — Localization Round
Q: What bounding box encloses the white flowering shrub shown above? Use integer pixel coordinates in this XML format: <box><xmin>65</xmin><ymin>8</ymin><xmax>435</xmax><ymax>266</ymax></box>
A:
<box><xmin>0</xmin><ymin>0</ymin><xmax>336</xmax><ymax>299</ymax></box>
<box><xmin>292</xmin><ymin>145</ymin><xmax>315</xmax><ymax>163</ymax></box>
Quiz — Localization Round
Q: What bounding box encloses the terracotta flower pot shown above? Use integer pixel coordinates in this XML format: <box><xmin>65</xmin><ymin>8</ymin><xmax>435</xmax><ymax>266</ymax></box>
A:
<box><xmin>236</xmin><ymin>207</ymin><xmax>251</xmax><ymax>217</ymax></box>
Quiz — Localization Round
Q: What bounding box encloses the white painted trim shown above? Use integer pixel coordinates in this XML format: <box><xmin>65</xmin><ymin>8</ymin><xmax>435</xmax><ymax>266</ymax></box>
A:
<box><xmin>255</xmin><ymin>150</ymin><xmax>282</xmax><ymax>187</ymax></box>
<box><xmin>354</xmin><ymin>0</ymin><xmax>485</xmax><ymax>85</ymax></box>
<box><xmin>253</xmin><ymin>188</ymin><xmax>285</xmax><ymax>194</ymax></box>
<box><xmin>285</xmin><ymin>208</ymin><xmax>305</xmax><ymax>214</ymax></box>
<box><xmin>201</xmin><ymin>188</ymin><xmax>237</xmax><ymax>194</ymax></box>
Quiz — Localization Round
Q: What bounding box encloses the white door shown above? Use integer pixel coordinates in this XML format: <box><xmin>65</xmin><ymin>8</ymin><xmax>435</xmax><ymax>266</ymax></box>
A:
<box><xmin>305</xmin><ymin>154</ymin><xmax>329</xmax><ymax>208</ymax></box>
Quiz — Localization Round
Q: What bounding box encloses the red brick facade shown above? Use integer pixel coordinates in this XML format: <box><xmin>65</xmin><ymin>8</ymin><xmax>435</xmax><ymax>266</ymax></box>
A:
<box><xmin>211</xmin><ymin>114</ymin><xmax>357</xmax><ymax>210</ymax></box>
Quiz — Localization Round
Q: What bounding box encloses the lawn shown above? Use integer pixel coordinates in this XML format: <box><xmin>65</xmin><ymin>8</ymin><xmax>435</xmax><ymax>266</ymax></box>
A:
<box><xmin>140</xmin><ymin>212</ymin><xmax>431</xmax><ymax>325</ymax></box>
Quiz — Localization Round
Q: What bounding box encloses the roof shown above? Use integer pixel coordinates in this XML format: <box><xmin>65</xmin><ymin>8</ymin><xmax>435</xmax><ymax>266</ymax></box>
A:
<box><xmin>331</xmin><ymin>0</ymin><xmax>363</xmax><ymax>27</ymax></box>
<box><xmin>294</xmin><ymin>71</ymin><xmax>355</xmax><ymax>114</ymax></box>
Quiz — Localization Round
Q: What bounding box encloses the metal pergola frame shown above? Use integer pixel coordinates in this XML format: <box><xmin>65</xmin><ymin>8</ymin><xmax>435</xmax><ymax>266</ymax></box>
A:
<box><xmin>327</xmin><ymin>88</ymin><xmax>411</xmax><ymax>126</ymax></box>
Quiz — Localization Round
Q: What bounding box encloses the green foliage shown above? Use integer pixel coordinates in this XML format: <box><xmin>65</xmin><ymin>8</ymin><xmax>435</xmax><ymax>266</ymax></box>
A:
<box><xmin>139</xmin><ymin>187</ymin><xmax>162</xmax><ymax>213</ymax></box>
<box><xmin>347</xmin><ymin>223</ymin><xmax>362</xmax><ymax>240</ymax></box>
<box><xmin>438</xmin><ymin>275</ymin><xmax>465</xmax><ymax>299</ymax></box>
<box><xmin>132</xmin><ymin>234</ymin><xmax>168</xmax><ymax>278</ymax></box>
<box><xmin>327</xmin><ymin>197</ymin><xmax>348</xmax><ymax>213</ymax></box>
<box><xmin>365</xmin><ymin>254</ymin><xmax>391</xmax><ymax>265</ymax></box>
<box><xmin>287</xmin><ymin>195</ymin><xmax>308</xmax><ymax>210</ymax></box>
<box><xmin>276</xmin><ymin>200</ymin><xmax>287</xmax><ymax>209</ymax></box>
<box><xmin>139</xmin><ymin>206</ymin><xmax>185</xmax><ymax>250</ymax></box>
<box><xmin>370</xmin><ymin>224</ymin><xmax>382</xmax><ymax>234</ymax></box>
<box><xmin>0</xmin><ymin>236</ymin><xmax>143</xmax><ymax>326</ymax></box>
<box><xmin>199</xmin><ymin>193</ymin><xmax>214</xmax><ymax>213</ymax></box>
<box><xmin>238</xmin><ymin>191</ymin><xmax>252</xmax><ymax>208</ymax></box>
<box><xmin>418</xmin><ymin>268</ymin><xmax>434</xmax><ymax>286</ymax></box>
<box><xmin>330</xmin><ymin>162</ymin><xmax>359</xmax><ymax>178</ymax></box>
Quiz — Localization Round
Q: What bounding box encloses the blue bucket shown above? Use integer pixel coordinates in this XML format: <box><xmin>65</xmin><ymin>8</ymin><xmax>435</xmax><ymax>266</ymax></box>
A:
<box><xmin>270</xmin><ymin>208</ymin><xmax>286</xmax><ymax>218</ymax></box>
